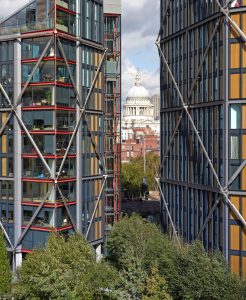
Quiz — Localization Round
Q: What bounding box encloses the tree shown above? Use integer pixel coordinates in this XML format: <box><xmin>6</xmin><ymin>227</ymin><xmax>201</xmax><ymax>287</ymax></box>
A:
<box><xmin>0</xmin><ymin>230</ymin><xmax>12</xmax><ymax>296</ymax></box>
<box><xmin>143</xmin><ymin>263</ymin><xmax>172</xmax><ymax>300</ymax></box>
<box><xmin>159</xmin><ymin>240</ymin><xmax>246</xmax><ymax>300</ymax></box>
<box><xmin>122</xmin><ymin>153</ymin><xmax>160</xmax><ymax>199</ymax></box>
<box><xmin>108</xmin><ymin>215</ymin><xmax>246</xmax><ymax>300</ymax></box>
<box><xmin>122</xmin><ymin>158</ymin><xmax>143</xmax><ymax>198</ymax></box>
<box><xmin>14</xmin><ymin>233</ymin><xmax>118</xmax><ymax>300</ymax></box>
<box><xmin>107</xmin><ymin>214</ymin><xmax>170</xmax><ymax>270</ymax></box>
<box><xmin>116</xmin><ymin>250</ymin><xmax>147</xmax><ymax>300</ymax></box>
<box><xmin>108</xmin><ymin>215</ymin><xmax>174</xmax><ymax>299</ymax></box>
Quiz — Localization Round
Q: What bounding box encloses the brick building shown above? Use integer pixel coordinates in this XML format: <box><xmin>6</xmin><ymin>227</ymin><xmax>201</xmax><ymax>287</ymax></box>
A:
<box><xmin>122</xmin><ymin>127</ymin><xmax>159</xmax><ymax>163</ymax></box>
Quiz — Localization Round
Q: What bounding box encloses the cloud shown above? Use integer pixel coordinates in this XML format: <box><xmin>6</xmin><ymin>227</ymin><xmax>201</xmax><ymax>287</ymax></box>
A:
<box><xmin>122</xmin><ymin>0</ymin><xmax>160</xmax><ymax>54</ymax></box>
<box><xmin>122</xmin><ymin>0</ymin><xmax>160</xmax><ymax>102</ymax></box>
<box><xmin>122</xmin><ymin>58</ymin><xmax>160</xmax><ymax>102</ymax></box>
<box><xmin>0</xmin><ymin>0</ymin><xmax>161</xmax><ymax>103</ymax></box>
<box><xmin>0</xmin><ymin>0</ymin><xmax>28</xmax><ymax>21</ymax></box>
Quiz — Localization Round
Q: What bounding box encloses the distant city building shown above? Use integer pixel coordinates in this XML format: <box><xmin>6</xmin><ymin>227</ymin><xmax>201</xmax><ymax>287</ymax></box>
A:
<box><xmin>122</xmin><ymin>72</ymin><xmax>160</xmax><ymax>135</ymax></box>
<box><xmin>151</xmin><ymin>94</ymin><xmax>160</xmax><ymax>120</ymax></box>
<box><xmin>122</xmin><ymin>127</ymin><xmax>159</xmax><ymax>163</ymax></box>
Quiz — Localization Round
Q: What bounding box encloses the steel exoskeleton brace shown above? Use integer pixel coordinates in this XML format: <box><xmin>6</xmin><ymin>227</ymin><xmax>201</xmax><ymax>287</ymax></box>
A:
<box><xmin>156</xmin><ymin>0</ymin><xmax>246</xmax><ymax>243</ymax></box>
<box><xmin>0</xmin><ymin>32</ymin><xmax>108</xmax><ymax>259</ymax></box>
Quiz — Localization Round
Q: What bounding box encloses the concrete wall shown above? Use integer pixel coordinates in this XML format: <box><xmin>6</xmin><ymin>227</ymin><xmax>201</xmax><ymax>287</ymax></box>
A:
<box><xmin>104</xmin><ymin>0</ymin><xmax>121</xmax><ymax>14</ymax></box>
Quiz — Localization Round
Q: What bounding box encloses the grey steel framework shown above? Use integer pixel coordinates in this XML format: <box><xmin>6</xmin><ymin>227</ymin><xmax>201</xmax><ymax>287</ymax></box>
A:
<box><xmin>104</xmin><ymin>0</ymin><xmax>121</xmax><ymax>244</ymax></box>
<box><xmin>158</xmin><ymin>0</ymin><xmax>246</xmax><ymax>276</ymax></box>
<box><xmin>0</xmin><ymin>0</ymin><xmax>107</xmax><ymax>269</ymax></box>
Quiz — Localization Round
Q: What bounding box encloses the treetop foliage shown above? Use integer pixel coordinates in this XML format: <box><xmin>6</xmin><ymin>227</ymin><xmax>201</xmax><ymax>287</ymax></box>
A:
<box><xmin>108</xmin><ymin>215</ymin><xmax>246</xmax><ymax>300</ymax></box>
<box><xmin>122</xmin><ymin>153</ymin><xmax>160</xmax><ymax>197</ymax></box>
<box><xmin>0</xmin><ymin>230</ymin><xmax>12</xmax><ymax>296</ymax></box>
<box><xmin>5</xmin><ymin>215</ymin><xmax>246</xmax><ymax>300</ymax></box>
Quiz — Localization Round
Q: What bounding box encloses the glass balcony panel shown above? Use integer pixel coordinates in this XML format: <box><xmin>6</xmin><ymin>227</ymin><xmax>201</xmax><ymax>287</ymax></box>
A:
<box><xmin>23</xmin><ymin>158</ymin><xmax>53</xmax><ymax>178</ymax></box>
<box><xmin>56</xmin><ymin>0</ymin><xmax>76</xmax><ymax>11</ymax></box>
<box><xmin>22</xmin><ymin>86</ymin><xmax>54</xmax><ymax>107</ymax></box>
<box><xmin>0</xmin><ymin>2</ymin><xmax>53</xmax><ymax>36</ymax></box>
<box><xmin>57</xmin><ymin>62</ymin><xmax>75</xmax><ymax>83</ymax></box>
<box><xmin>23</xmin><ymin>135</ymin><xmax>55</xmax><ymax>155</ymax></box>
<box><xmin>0</xmin><ymin>90</ymin><xmax>11</xmax><ymax>108</ymax></box>
<box><xmin>57</xmin><ymin>182</ymin><xmax>75</xmax><ymax>202</ymax></box>
<box><xmin>56</xmin><ymin>111</ymin><xmax>75</xmax><ymax>131</ymax></box>
<box><xmin>22</xmin><ymin>61</ymin><xmax>55</xmax><ymax>83</ymax></box>
<box><xmin>56</xmin><ymin>134</ymin><xmax>76</xmax><ymax>155</ymax></box>
<box><xmin>56</xmin><ymin>206</ymin><xmax>75</xmax><ymax>227</ymax></box>
<box><xmin>22</xmin><ymin>110</ymin><xmax>54</xmax><ymax>130</ymax></box>
<box><xmin>0</xmin><ymin>64</ymin><xmax>14</xmax><ymax>86</ymax></box>
<box><xmin>1</xmin><ymin>204</ymin><xmax>14</xmax><ymax>224</ymax></box>
<box><xmin>0</xmin><ymin>180</ymin><xmax>14</xmax><ymax>201</ymax></box>
<box><xmin>56</xmin><ymin>10</ymin><xmax>76</xmax><ymax>35</ymax></box>
<box><xmin>56</xmin><ymin>39</ymin><xmax>76</xmax><ymax>61</ymax></box>
<box><xmin>56</xmin><ymin>158</ymin><xmax>75</xmax><ymax>178</ymax></box>
<box><xmin>23</xmin><ymin>207</ymin><xmax>54</xmax><ymax>227</ymax></box>
<box><xmin>23</xmin><ymin>182</ymin><xmax>54</xmax><ymax>202</ymax></box>
<box><xmin>22</xmin><ymin>37</ymin><xmax>53</xmax><ymax>60</ymax></box>
<box><xmin>56</xmin><ymin>86</ymin><xmax>76</xmax><ymax>107</ymax></box>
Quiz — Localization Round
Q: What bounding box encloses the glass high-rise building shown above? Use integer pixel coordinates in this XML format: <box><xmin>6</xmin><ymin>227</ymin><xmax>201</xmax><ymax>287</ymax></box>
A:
<box><xmin>159</xmin><ymin>1</ymin><xmax>246</xmax><ymax>277</ymax></box>
<box><xmin>0</xmin><ymin>0</ymin><xmax>109</xmax><ymax>268</ymax></box>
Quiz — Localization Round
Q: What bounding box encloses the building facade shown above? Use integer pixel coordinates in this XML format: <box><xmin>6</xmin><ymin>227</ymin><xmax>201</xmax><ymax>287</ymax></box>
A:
<box><xmin>159</xmin><ymin>0</ymin><xmax>246</xmax><ymax>277</ymax></box>
<box><xmin>103</xmin><ymin>0</ymin><xmax>121</xmax><ymax>239</ymax></box>
<box><xmin>0</xmin><ymin>0</ymin><xmax>108</xmax><ymax>267</ymax></box>
<box><xmin>122</xmin><ymin>127</ymin><xmax>159</xmax><ymax>163</ymax></box>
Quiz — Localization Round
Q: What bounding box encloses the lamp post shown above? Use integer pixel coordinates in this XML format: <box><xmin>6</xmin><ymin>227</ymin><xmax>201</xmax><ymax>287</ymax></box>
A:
<box><xmin>143</xmin><ymin>135</ymin><xmax>146</xmax><ymax>175</ymax></box>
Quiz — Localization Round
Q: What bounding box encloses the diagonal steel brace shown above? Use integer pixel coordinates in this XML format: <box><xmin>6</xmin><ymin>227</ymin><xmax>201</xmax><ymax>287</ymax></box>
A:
<box><xmin>57</xmin><ymin>185</ymin><xmax>76</xmax><ymax>230</ymax></box>
<box><xmin>86</xmin><ymin>175</ymin><xmax>107</xmax><ymax>239</ymax></box>
<box><xmin>195</xmin><ymin>0</ymin><xmax>246</xmax><ymax>239</ymax></box>
<box><xmin>196</xmin><ymin>158</ymin><xmax>246</xmax><ymax>239</ymax></box>
<box><xmin>14</xmin><ymin>185</ymin><xmax>55</xmax><ymax>249</ymax></box>
<box><xmin>156</xmin><ymin>19</ymin><xmax>220</xmax><ymax>178</ymax></box>
<box><xmin>0</xmin><ymin>38</ymin><xmax>53</xmax><ymax>139</ymax></box>
<box><xmin>155</xmin><ymin>177</ymin><xmax>181</xmax><ymax>246</ymax></box>
<box><xmin>0</xmin><ymin>38</ymin><xmax>54</xmax><ymax>177</ymax></box>
<box><xmin>0</xmin><ymin>84</ymin><xmax>53</xmax><ymax>177</ymax></box>
<box><xmin>57</xmin><ymin>37</ymin><xmax>82</xmax><ymax>109</ymax></box>
<box><xmin>56</xmin><ymin>37</ymin><xmax>107</xmax><ymax>184</ymax></box>
<box><xmin>56</xmin><ymin>49</ymin><xmax>107</xmax><ymax>179</ymax></box>
<box><xmin>216</xmin><ymin>0</ymin><xmax>246</xmax><ymax>43</ymax></box>
<box><xmin>16</xmin><ymin>37</ymin><xmax>53</xmax><ymax>105</ymax></box>
<box><xmin>0</xmin><ymin>221</ymin><xmax>14</xmax><ymax>250</ymax></box>
<box><xmin>84</xmin><ymin>115</ymin><xmax>106</xmax><ymax>172</ymax></box>
<box><xmin>157</xmin><ymin>40</ymin><xmax>246</xmax><ymax>230</ymax></box>
<box><xmin>157</xmin><ymin>0</ymin><xmax>172</xmax><ymax>41</ymax></box>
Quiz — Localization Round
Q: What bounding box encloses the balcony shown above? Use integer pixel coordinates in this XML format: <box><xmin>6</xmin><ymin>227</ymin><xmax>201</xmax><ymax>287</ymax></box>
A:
<box><xmin>0</xmin><ymin>20</ymin><xmax>54</xmax><ymax>37</ymax></box>
<box><xmin>57</xmin><ymin>0</ymin><xmax>76</xmax><ymax>12</ymax></box>
<box><xmin>22</xmin><ymin>181</ymin><xmax>54</xmax><ymax>203</ymax></box>
<box><xmin>56</xmin><ymin>10</ymin><xmax>76</xmax><ymax>35</ymax></box>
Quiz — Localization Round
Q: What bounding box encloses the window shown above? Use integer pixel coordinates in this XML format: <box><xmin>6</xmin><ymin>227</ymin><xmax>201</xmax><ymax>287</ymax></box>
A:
<box><xmin>231</xmin><ymin>136</ymin><xmax>239</xmax><ymax>159</ymax></box>
<box><xmin>230</xmin><ymin>105</ymin><xmax>241</xmax><ymax>129</ymax></box>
